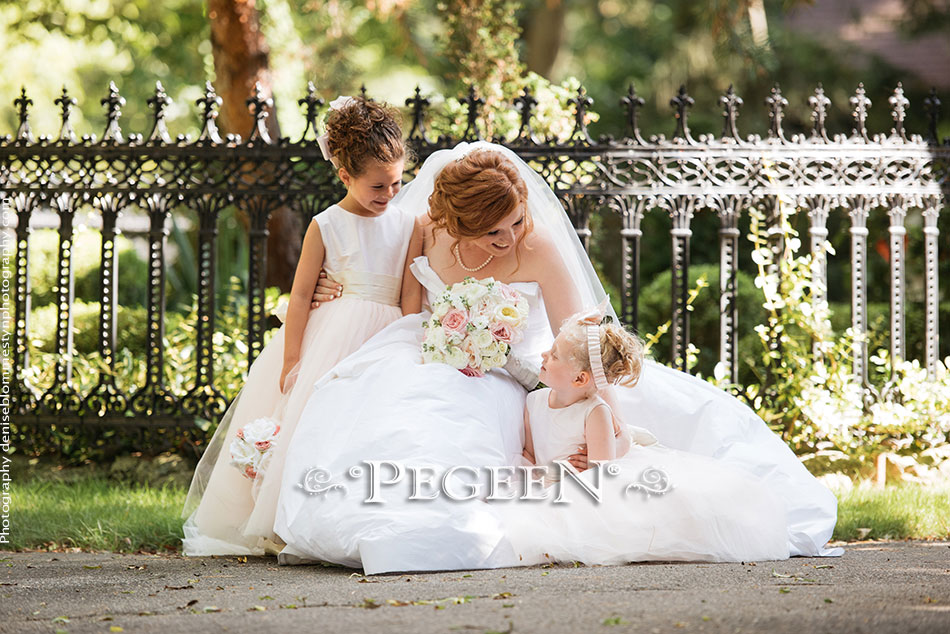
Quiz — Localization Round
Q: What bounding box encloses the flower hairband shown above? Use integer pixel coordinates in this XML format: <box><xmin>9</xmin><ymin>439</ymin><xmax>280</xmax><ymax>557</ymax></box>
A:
<box><xmin>317</xmin><ymin>96</ymin><xmax>357</xmax><ymax>169</ymax></box>
<box><xmin>577</xmin><ymin>298</ymin><xmax>612</xmax><ymax>390</ymax></box>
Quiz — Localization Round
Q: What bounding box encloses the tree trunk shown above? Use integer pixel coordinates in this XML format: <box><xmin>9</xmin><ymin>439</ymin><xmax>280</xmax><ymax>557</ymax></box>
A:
<box><xmin>522</xmin><ymin>0</ymin><xmax>565</xmax><ymax>78</ymax></box>
<box><xmin>208</xmin><ymin>0</ymin><xmax>301</xmax><ymax>292</ymax></box>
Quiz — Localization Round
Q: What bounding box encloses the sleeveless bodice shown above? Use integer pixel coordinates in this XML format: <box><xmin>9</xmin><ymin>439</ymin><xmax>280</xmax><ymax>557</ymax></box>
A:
<box><xmin>314</xmin><ymin>204</ymin><xmax>414</xmax><ymax>306</ymax></box>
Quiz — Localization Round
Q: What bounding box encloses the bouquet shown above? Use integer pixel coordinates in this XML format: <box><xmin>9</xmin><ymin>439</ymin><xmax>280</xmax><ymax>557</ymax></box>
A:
<box><xmin>421</xmin><ymin>277</ymin><xmax>529</xmax><ymax>377</ymax></box>
<box><xmin>229</xmin><ymin>417</ymin><xmax>280</xmax><ymax>479</ymax></box>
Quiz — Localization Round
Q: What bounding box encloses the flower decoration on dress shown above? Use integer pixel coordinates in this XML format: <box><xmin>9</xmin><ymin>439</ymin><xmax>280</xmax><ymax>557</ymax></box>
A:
<box><xmin>421</xmin><ymin>277</ymin><xmax>529</xmax><ymax>377</ymax></box>
<box><xmin>229</xmin><ymin>417</ymin><xmax>281</xmax><ymax>479</ymax></box>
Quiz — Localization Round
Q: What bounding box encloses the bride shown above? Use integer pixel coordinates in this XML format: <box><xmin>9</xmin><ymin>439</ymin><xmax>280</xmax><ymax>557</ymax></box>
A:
<box><xmin>272</xmin><ymin>142</ymin><xmax>841</xmax><ymax>573</ymax></box>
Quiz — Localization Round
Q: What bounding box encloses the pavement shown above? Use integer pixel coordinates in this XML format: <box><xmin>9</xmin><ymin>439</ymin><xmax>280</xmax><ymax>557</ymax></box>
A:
<box><xmin>1</xmin><ymin>541</ymin><xmax>949</xmax><ymax>634</ymax></box>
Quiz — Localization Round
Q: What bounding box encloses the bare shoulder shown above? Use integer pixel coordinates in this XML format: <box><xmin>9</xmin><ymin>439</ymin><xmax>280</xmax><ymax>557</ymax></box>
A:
<box><xmin>519</xmin><ymin>224</ymin><xmax>567</xmax><ymax>278</ymax></box>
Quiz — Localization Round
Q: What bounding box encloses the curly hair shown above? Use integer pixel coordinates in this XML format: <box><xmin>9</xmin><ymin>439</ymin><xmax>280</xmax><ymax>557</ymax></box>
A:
<box><xmin>427</xmin><ymin>149</ymin><xmax>533</xmax><ymax>254</ymax></box>
<box><xmin>559</xmin><ymin>315</ymin><xmax>645</xmax><ymax>388</ymax></box>
<box><xmin>325</xmin><ymin>97</ymin><xmax>407</xmax><ymax>176</ymax></box>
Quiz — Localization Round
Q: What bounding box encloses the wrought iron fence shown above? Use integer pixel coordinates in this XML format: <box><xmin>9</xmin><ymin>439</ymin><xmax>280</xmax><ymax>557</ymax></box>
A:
<box><xmin>1</xmin><ymin>79</ymin><xmax>947</xmax><ymax>454</ymax></box>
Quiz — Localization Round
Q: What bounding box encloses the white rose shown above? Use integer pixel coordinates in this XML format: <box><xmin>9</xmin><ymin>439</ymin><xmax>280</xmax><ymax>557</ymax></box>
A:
<box><xmin>242</xmin><ymin>417</ymin><xmax>279</xmax><ymax>445</ymax></box>
<box><xmin>445</xmin><ymin>347</ymin><xmax>469</xmax><ymax>369</ymax></box>
<box><xmin>461</xmin><ymin>284</ymin><xmax>489</xmax><ymax>305</ymax></box>
<box><xmin>229</xmin><ymin>439</ymin><xmax>257</xmax><ymax>468</ymax></box>
<box><xmin>433</xmin><ymin>301</ymin><xmax>450</xmax><ymax>319</ymax></box>
<box><xmin>470</xmin><ymin>329</ymin><xmax>493</xmax><ymax>349</ymax></box>
<box><xmin>493</xmin><ymin>304</ymin><xmax>524</xmax><ymax>328</ymax></box>
<box><xmin>422</xmin><ymin>348</ymin><xmax>446</xmax><ymax>364</ymax></box>
<box><xmin>425</xmin><ymin>327</ymin><xmax>447</xmax><ymax>349</ymax></box>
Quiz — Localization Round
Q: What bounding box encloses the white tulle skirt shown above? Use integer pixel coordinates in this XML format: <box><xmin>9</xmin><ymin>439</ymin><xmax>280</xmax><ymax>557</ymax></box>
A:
<box><xmin>181</xmin><ymin>297</ymin><xmax>402</xmax><ymax>556</ymax></box>
<box><xmin>499</xmin><ymin>444</ymin><xmax>790</xmax><ymax>566</ymax></box>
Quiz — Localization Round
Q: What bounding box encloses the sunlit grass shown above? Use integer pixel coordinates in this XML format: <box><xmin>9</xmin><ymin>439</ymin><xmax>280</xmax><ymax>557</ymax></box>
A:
<box><xmin>5</xmin><ymin>476</ymin><xmax>186</xmax><ymax>553</ymax></box>
<box><xmin>833</xmin><ymin>484</ymin><xmax>950</xmax><ymax>542</ymax></box>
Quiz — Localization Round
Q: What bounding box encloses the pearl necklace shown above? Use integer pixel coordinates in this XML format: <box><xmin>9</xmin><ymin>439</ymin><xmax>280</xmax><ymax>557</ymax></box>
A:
<box><xmin>453</xmin><ymin>243</ymin><xmax>494</xmax><ymax>272</ymax></box>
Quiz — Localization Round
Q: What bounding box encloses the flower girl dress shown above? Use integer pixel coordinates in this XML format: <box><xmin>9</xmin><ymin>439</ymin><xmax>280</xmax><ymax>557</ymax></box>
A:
<box><xmin>181</xmin><ymin>203</ymin><xmax>414</xmax><ymax>555</ymax></box>
<box><xmin>501</xmin><ymin>389</ymin><xmax>791</xmax><ymax>565</ymax></box>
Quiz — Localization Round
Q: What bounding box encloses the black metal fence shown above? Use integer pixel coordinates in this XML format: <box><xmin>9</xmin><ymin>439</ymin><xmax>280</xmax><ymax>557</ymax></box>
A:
<box><xmin>1</xmin><ymin>80</ymin><xmax>947</xmax><ymax>454</ymax></box>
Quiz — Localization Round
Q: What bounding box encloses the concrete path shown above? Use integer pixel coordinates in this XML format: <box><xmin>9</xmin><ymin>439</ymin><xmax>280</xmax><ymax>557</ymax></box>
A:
<box><xmin>2</xmin><ymin>541</ymin><xmax>949</xmax><ymax>633</ymax></box>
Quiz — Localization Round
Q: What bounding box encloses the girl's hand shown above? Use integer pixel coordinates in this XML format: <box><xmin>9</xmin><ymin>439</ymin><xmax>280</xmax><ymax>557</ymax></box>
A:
<box><xmin>280</xmin><ymin>363</ymin><xmax>299</xmax><ymax>394</ymax></box>
<box><xmin>312</xmin><ymin>270</ymin><xmax>343</xmax><ymax>308</ymax></box>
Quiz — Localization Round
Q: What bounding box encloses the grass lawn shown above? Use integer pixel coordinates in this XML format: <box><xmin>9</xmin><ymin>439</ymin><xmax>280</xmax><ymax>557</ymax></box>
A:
<box><xmin>3</xmin><ymin>474</ymin><xmax>949</xmax><ymax>553</ymax></box>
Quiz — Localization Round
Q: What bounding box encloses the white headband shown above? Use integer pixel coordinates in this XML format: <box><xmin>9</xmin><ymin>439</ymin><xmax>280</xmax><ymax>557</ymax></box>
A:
<box><xmin>576</xmin><ymin>298</ymin><xmax>611</xmax><ymax>390</ymax></box>
<box><xmin>317</xmin><ymin>95</ymin><xmax>357</xmax><ymax>169</ymax></box>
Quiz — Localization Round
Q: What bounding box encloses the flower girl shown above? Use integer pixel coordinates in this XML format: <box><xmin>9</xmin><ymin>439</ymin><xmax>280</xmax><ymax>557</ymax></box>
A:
<box><xmin>514</xmin><ymin>305</ymin><xmax>791</xmax><ymax>564</ymax></box>
<box><xmin>181</xmin><ymin>96</ymin><xmax>416</xmax><ymax>556</ymax></box>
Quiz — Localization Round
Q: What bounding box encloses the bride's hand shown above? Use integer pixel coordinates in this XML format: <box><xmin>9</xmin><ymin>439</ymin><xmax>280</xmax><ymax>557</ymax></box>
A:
<box><xmin>312</xmin><ymin>270</ymin><xmax>343</xmax><ymax>308</ymax></box>
<box><xmin>566</xmin><ymin>445</ymin><xmax>589</xmax><ymax>472</ymax></box>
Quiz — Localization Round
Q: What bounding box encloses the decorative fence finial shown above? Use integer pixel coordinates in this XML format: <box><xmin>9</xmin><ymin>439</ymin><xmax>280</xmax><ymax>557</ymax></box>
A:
<box><xmin>809</xmin><ymin>84</ymin><xmax>831</xmax><ymax>143</ymax></box>
<box><xmin>460</xmin><ymin>85</ymin><xmax>484</xmax><ymax>141</ymax></box>
<box><xmin>197</xmin><ymin>81</ymin><xmax>223</xmax><ymax>144</ymax></box>
<box><xmin>14</xmin><ymin>87</ymin><xmax>33</xmax><ymax>143</ymax></box>
<box><xmin>146</xmin><ymin>81</ymin><xmax>173</xmax><ymax>144</ymax></box>
<box><xmin>298</xmin><ymin>81</ymin><xmax>325</xmax><ymax>141</ymax></box>
<box><xmin>719</xmin><ymin>85</ymin><xmax>743</xmax><ymax>142</ymax></box>
<box><xmin>850</xmin><ymin>82</ymin><xmax>872</xmax><ymax>142</ymax></box>
<box><xmin>54</xmin><ymin>86</ymin><xmax>77</xmax><ymax>143</ymax></box>
<box><xmin>513</xmin><ymin>88</ymin><xmax>539</xmax><ymax>144</ymax></box>
<box><xmin>568</xmin><ymin>86</ymin><xmax>594</xmax><ymax>145</ymax></box>
<box><xmin>101</xmin><ymin>81</ymin><xmax>125</xmax><ymax>144</ymax></box>
<box><xmin>246</xmin><ymin>82</ymin><xmax>274</xmax><ymax>144</ymax></box>
<box><xmin>924</xmin><ymin>87</ymin><xmax>942</xmax><ymax>144</ymax></box>
<box><xmin>405</xmin><ymin>86</ymin><xmax>431</xmax><ymax>142</ymax></box>
<box><xmin>670</xmin><ymin>85</ymin><xmax>694</xmax><ymax>144</ymax></box>
<box><xmin>765</xmin><ymin>83</ymin><xmax>788</xmax><ymax>143</ymax></box>
<box><xmin>621</xmin><ymin>83</ymin><xmax>646</xmax><ymax>145</ymax></box>
<box><xmin>889</xmin><ymin>83</ymin><xmax>909</xmax><ymax>142</ymax></box>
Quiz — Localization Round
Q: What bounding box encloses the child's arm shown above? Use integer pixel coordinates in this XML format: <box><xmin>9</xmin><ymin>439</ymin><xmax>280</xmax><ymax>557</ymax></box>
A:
<box><xmin>399</xmin><ymin>216</ymin><xmax>426</xmax><ymax>315</ymax></box>
<box><xmin>281</xmin><ymin>220</ymin><xmax>326</xmax><ymax>392</ymax></box>
<box><xmin>584</xmin><ymin>404</ymin><xmax>616</xmax><ymax>463</ymax></box>
<box><xmin>522</xmin><ymin>404</ymin><xmax>536</xmax><ymax>464</ymax></box>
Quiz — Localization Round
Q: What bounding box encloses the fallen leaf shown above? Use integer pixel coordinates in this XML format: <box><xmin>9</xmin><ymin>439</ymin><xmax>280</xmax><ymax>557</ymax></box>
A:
<box><xmin>248</xmin><ymin>606</ymin><xmax>266</xmax><ymax>611</ymax></box>
<box><xmin>779</xmin><ymin>588</ymin><xmax>791</xmax><ymax>594</ymax></box>
<box><xmin>360</xmin><ymin>598</ymin><xmax>380</xmax><ymax>609</ymax></box>
<box><xmin>824</xmin><ymin>598</ymin><xmax>833</xmax><ymax>604</ymax></box>
<box><xmin>82</xmin><ymin>565</ymin><xmax>102</xmax><ymax>570</ymax></box>
<box><xmin>203</xmin><ymin>606</ymin><xmax>222</xmax><ymax>613</ymax></box>
<box><xmin>493</xmin><ymin>592</ymin><xmax>512</xmax><ymax>600</ymax></box>
<box><xmin>602</xmin><ymin>616</ymin><xmax>629</xmax><ymax>626</ymax></box>
<box><xmin>164</xmin><ymin>585</ymin><xmax>194</xmax><ymax>590</ymax></box>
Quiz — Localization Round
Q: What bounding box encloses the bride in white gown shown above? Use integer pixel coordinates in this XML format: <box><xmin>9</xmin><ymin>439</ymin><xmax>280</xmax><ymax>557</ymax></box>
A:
<box><xmin>273</xmin><ymin>142</ymin><xmax>841</xmax><ymax>573</ymax></box>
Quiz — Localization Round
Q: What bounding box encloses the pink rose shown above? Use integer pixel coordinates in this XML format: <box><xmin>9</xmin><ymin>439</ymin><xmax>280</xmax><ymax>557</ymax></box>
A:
<box><xmin>490</xmin><ymin>322</ymin><xmax>513</xmax><ymax>343</ymax></box>
<box><xmin>460</xmin><ymin>365</ymin><xmax>484</xmax><ymax>377</ymax></box>
<box><xmin>442</xmin><ymin>308</ymin><xmax>468</xmax><ymax>336</ymax></box>
<box><xmin>254</xmin><ymin>440</ymin><xmax>272</xmax><ymax>451</ymax></box>
<box><xmin>244</xmin><ymin>465</ymin><xmax>258</xmax><ymax>479</ymax></box>
<box><xmin>499</xmin><ymin>284</ymin><xmax>520</xmax><ymax>303</ymax></box>
<box><xmin>236</xmin><ymin>428</ymin><xmax>244</xmax><ymax>440</ymax></box>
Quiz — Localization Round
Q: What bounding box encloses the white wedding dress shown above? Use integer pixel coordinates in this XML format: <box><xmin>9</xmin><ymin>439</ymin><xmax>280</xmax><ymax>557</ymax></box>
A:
<box><xmin>273</xmin><ymin>256</ymin><xmax>838</xmax><ymax>573</ymax></box>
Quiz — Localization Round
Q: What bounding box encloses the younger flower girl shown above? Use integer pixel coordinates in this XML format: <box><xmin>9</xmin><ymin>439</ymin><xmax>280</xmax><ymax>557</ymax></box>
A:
<box><xmin>514</xmin><ymin>306</ymin><xmax>791</xmax><ymax>564</ymax></box>
<box><xmin>182</xmin><ymin>96</ymin><xmax>416</xmax><ymax>556</ymax></box>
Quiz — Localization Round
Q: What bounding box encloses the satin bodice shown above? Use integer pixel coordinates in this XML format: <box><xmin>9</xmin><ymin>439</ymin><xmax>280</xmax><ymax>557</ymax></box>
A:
<box><xmin>314</xmin><ymin>204</ymin><xmax>414</xmax><ymax>306</ymax></box>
